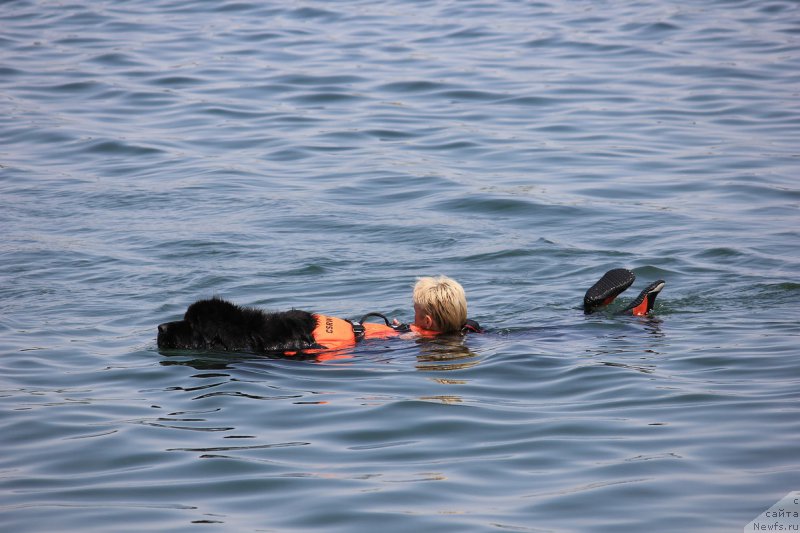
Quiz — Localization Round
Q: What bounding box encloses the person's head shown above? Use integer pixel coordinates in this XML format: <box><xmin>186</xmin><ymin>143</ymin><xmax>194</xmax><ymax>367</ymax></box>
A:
<box><xmin>412</xmin><ymin>275</ymin><xmax>467</xmax><ymax>333</ymax></box>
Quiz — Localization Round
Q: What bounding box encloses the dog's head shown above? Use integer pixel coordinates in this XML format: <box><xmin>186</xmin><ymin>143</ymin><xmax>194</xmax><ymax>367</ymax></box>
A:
<box><xmin>157</xmin><ymin>297</ymin><xmax>245</xmax><ymax>351</ymax></box>
<box><xmin>157</xmin><ymin>319</ymin><xmax>197</xmax><ymax>349</ymax></box>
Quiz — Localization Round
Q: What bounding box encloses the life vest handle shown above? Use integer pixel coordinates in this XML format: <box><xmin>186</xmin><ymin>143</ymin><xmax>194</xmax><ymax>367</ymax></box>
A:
<box><xmin>357</xmin><ymin>313</ymin><xmax>482</xmax><ymax>335</ymax></box>
<box><xmin>358</xmin><ymin>312</ymin><xmax>411</xmax><ymax>333</ymax></box>
<box><xmin>358</xmin><ymin>312</ymin><xmax>391</xmax><ymax>326</ymax></box>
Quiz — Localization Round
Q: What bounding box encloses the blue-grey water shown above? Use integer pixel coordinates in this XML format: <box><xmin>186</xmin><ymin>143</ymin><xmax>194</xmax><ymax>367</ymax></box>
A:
<box><xmin>1</xmin><ymin>1</ymin><xmax>799</xmax><ymax>531</ymax></box>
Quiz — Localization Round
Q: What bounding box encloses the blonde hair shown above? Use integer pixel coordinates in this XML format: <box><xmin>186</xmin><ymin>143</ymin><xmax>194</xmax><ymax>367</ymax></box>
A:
<box><xmin>413</xmin><ymin>276</ymin><xmax>467</xmax><ymax>333</ymax></box>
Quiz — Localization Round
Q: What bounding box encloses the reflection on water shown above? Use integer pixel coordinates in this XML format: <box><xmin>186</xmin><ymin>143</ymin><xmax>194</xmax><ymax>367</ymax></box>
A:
<box><xmin>418</xmin><ymin>395</ymin><xmax>464</xmax><ymax>405</ymax></box>
<box><xmin>415</xmin><ymin>336</ymin><xmax>484</xmax><ymax>372</ymax></box>
<box><xmin>160</xmin><ymin>356</ymin><xmax>243</xmax><ymax>371</ymax></box>
<box><xmin>600</xmin><ymin>361</ymin><xmax>657</xmax><ymax>375</ymax></box>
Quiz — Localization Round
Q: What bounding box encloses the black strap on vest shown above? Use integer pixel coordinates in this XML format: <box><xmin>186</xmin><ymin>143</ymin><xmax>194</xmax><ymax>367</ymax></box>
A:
<box><xmin>348</xmin><ymin>320</ymin><xmax>366</xmax><ymax>341</ymax></box>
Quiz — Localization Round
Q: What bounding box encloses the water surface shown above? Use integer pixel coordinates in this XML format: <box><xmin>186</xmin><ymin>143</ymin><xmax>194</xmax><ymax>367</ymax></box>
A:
<box><xmin>1</xmin><ymin>1</ymin><xmax>799</xmax><ymax>531</ymax></box>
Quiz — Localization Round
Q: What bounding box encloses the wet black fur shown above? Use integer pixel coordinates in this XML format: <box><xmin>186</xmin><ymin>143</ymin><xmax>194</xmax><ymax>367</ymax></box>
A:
<box><xmin>157</xmin><ymin>297</ymin><xmax>318</xmax><ymax>353</ymax></box>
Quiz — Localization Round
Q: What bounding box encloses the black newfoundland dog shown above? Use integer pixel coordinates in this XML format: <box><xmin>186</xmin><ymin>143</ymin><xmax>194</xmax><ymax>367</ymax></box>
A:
<box><xmin>157</xmin><ymin>297</ymin><xmax>320</xmax><ymax>353</ymax></box>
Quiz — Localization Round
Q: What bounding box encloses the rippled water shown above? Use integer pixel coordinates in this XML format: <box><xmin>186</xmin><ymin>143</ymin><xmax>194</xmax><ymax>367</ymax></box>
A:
<box><xmin>1</xmin><ymin>1</ymin><xmax>799</xmax><ymax>531</ymax></box>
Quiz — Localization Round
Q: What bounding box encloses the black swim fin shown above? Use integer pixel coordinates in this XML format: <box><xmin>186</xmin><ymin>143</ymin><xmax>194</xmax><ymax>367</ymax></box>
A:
<box><xmin>620</xmin><ymin>280</ymin><xmax>665</xmax><ymax>316</ymax></box>
<box><xmin>584</xmin><ymin>268</ymin><xmax>636</xmax><ymax>314</ymax></box>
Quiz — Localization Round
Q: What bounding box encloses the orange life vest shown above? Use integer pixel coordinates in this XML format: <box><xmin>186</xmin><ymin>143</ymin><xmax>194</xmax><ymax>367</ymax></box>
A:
<box><xmin>311</xmin><ymin>314</ymin><xmax>399</xmax><ymax>350</ymax></box>
<box><xmin>284</xmin><ymin>313</ymin><xmax>479</xmax><ymax>359</ymax></box>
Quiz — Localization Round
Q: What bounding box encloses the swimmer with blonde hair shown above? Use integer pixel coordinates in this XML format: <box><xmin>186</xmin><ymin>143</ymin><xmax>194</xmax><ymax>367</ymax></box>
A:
<box><xmin>409</xmin><ymin>275</ymin><xmax>468</xmax><ymax>334</ymax></box>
